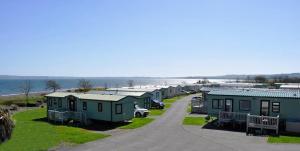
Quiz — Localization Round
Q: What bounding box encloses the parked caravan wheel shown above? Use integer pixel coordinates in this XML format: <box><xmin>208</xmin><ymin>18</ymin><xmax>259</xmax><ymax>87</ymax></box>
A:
<box><xmin>135</xmin><ymin>112</ymin><xmax>142</xmax><ymax>118</ymax></box>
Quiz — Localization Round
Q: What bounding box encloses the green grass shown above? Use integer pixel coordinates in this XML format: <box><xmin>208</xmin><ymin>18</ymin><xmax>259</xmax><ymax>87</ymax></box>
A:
<box><xmin>0</xmin><ymin>108</ymin><xmax>109</xmax><ymax>151</ymax></box>
<box><xmin>120</xmin><ymin>118</ymin><xmax>154</xmax><ymax>129</ymax></box>
<box><xmin>268</xmin><ymin>135</ymin><xmax>300</xmax><ymax>144</ymax></box>
<box><xmin>182</xmin><ymin>117</ymin><xmax>208</xmax><ymax>126</ymax></box>
<box><xmin>0</xmin><ymin>95</ymin><xmax>44</xmax><ymax>106</ymax></box>
<box><xmin>163</xmin><ymin>95</ymin><xmax>184</xmax><ymax>104</ymax></box>
<box><xmin>149</xmin><ymin>109</ymin><xmax>166</xmax><ymax>116</ymax></box>
<box><xmin>164</xmin><ymin>103</ymin><xmax>172</xmax><ymax>109</ymax></box>
<box><xmin>187</xmin><ymin>103</ymin><xmax>191</xmax><ymax>113</ymax></box>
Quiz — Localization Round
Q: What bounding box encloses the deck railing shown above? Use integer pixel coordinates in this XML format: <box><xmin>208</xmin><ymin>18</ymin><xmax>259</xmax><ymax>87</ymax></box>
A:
<box><xmin>219</xmin><ymin>111</ymin><xmax>248</xmax><ymax>123</ymax></box>
<box><xmin>246</xmin><ymin>114</ymin><xmax>279</xmax><ymax>135</ymax></box>
<box><xmin>48</xmin><ymin>110</ymin><xmax>87</xmax><ymax>124</ymax></box>
<box><xmin>218</xmin><ymin>111</ymin><xmax>280</xmax><ymax>135</ymax></box>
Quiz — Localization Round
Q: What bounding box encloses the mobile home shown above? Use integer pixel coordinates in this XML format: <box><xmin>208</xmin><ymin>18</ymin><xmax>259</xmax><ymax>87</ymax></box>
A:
<box><xmin>206</xmin><ymin>89</ymin><xmax>300</xmax><ymax>133</ymax></box>
<box><xmin>46</xmin><ymin>92</ymin><xmax>137</xmax><ymax>124</ymax></box>
<box><xmin>88</xmin><ymin>90</ymin><xmax>152</xmax><ymax>109</ymax></box>
<box><xmin>107</xmin><ymin>88</ymin><xmax>162</xmax><ymax>102</ymax></box>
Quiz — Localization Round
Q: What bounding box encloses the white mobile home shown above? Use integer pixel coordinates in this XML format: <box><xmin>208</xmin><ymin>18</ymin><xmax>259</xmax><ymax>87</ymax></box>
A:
<box><xmin>107</xmin><ymin>87</ymin><xmax>162</xmax><ymax>102</ymax></box>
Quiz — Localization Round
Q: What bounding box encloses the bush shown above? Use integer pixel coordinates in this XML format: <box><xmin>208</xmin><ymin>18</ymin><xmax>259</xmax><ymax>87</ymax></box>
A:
<box><xmin>9</xmin><ymin>104</ymin><xmax>18</xmax><ymax>111</ymax></box>
<box><xmin>0</xmin><ymin>107</ymin><xmax>14</xmax><ymax>142</ymax></box>
<box><xmin>205</xmin><ymin>116</ymin><xmax>211</xmax><ymax>122</ymax></box>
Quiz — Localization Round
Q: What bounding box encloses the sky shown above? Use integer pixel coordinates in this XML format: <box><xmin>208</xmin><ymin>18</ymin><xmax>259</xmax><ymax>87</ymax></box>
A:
<box><xmin>0</xmin><ymin>0</ymin><xmax>299</xmax><ymax>77</ymax></box>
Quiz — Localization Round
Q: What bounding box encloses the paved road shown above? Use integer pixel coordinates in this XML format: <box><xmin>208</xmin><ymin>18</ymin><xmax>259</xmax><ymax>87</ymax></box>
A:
<box><xmin>61</xmin><ymin>95</ymin><xmax>300</xmax><ymax>151</ymax></box>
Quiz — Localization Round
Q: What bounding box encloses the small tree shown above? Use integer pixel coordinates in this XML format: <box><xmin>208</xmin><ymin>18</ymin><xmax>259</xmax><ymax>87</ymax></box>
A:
<box><xmin>127</xmin><ymin>80</ymin><xmax>134</xmax><ymax>87</ymax></box>
<box><xmin>78</xmin><ymin>79</ymin><xmax>93</xmax><ymax>92</ymax></box>
<box><xmin>45</xmin><ymin>80</ymin><xmax>61</xmax><ymax>92</ymax></box>
<box><xmin>254</xmin><ymin>76</ymin><xmax>267</xmax><ymax>83</ymax></box>
<box><xmin>104</xmin><ymin>83</ymin><xmax>108</xmax><ymax>89</ymax></box>
<box><xmin>202</xmin><ymin>78</ymin><xmax>210</xmax><ymax>84</ymax></box>
<box><xmin>0</xmin><ymin>107</ymin><xmax>14</xmax><ymax>142</ymax></box>
<box><xmin>20</xmin><ymin>80</ymin><xmax>32</xmax><ymax>106</ymax></box>
<box><xmin>246</xmin><ymin>75</ymin><xmax>251</xmax><ymax>82</ymax></box>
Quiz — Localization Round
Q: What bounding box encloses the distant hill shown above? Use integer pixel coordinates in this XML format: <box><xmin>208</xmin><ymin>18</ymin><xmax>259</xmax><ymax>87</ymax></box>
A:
<box><xmin>182</xmin><ymin>73</ymin><xmax>300</xmax><ymax>80</ymax></box>
<box><xmin>1</xmin><ymin>73</ymin><xmax>300</xmax><ymax>80</ymax></box>
<box><xmin>0</xmin><ymin>75</ymin><xmax>160</xmax><ymax>80</ymax></box>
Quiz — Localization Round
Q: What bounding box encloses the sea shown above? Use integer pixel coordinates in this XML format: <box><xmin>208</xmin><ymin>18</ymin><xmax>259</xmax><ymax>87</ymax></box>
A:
<box><xmin>0</xmin><ymin>77</ymin><xmax>231</xmax><ymax>96</ymax></box>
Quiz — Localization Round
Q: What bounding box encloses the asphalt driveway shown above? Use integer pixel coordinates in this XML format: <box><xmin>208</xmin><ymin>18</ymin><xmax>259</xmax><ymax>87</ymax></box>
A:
<box><xmin>60</xmin><ymin>95</ymin><xmax>300</xmax><ymax>151</ymax></box>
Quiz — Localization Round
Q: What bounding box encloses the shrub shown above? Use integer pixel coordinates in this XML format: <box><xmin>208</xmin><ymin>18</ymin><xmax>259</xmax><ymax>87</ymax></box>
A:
<box><xmin>205</xmin><ymin>116</ymin><xmax>211</xmax><ymax>122</ymax></box>
<box><xmin>0</xmin><ymin>107</ymin><xmax>14</xmax><ymax>142</ymax></box>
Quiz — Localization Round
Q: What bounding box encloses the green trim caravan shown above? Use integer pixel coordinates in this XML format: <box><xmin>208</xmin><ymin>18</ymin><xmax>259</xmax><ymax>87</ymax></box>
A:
<box><xmin>45</xmin><ymin>92</ymin><xmax>138</xmax><ymax>124</ymax></box>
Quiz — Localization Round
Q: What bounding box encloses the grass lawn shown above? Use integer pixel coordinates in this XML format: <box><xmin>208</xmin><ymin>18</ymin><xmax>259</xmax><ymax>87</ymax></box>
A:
<box><xmin>0</xmin><ymin>95</ymin><xmax>44</xmax><ymax>106</ymax></box>
<box><xmin>163</xmin><ymin>95</ymin><xmax>185</xmax><ymax>104</ymax></box>
<box><xmin>0</xmin><ymin>108</ymin><xmax>109</xmax><ymax>151</ymax></box>
<box><xmin>187</xmin><ymin>103</ymin><xmax>191</xmax><ymax>113</ymax></box>
<box><xmin>164</xmin><ymin>103</ymin><xmax>172</xmax><ymax>109</ymax></box>
<box><xmin>149</xmin><ymin>109</ymin><xmax>166</xmax><ymax>116</ymax></box>
<box><xmin>120</xmin><ymin>118</ymin><xmax>154</xmax><ymax>129</ymax></box>
<box><xmin>268</xmin><ymin>135</ymin><xmax>300</xmax><ymax>144</ymax></box>
<box><xmin>182</xmin><ymin>117</ymin><xmax>208</xmax><ymax>126</ymax></box>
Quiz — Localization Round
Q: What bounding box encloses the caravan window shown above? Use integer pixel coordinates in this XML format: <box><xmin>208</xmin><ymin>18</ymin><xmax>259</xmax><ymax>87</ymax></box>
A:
<box><xmin>98</xmin><ymin>103</ymin><xmax>102</xmax><ymax>112</ymax></box>
<box><xmin>48</xmin><ymin>98</ymin><xmax>52</xmax><ymax>107</ymax></box>
<box><xmin>272</xmin><ymin>102</ymin><xmax>280</xmax><ymax>113</ymax></box>
<box><xmin>53</xmin><ymin>99</ymin><xmax>57</xmax><ymax>106</ymax></box>
<box><xmin>212</xmin><ymin>99</ymin><xmax>223</xmax><ymax>109</ymax></box>
<box><xmin>115</xmin><ymin>104</ymin><xmax>122</xmax><ymax>114</ymax></box>
<box><xmin>58</xmin><ymin>98</ymin><xmax>62</xmax><ymax>108</ymax></box>
<box><xmin>239</xmin><ymin>100</ymin><xmax>251</xmax><ymax>111</ymax></box>
<box><xmin>82</xmin><ymin>102</ymin><xmax>87</xmax><ymax>111</ymax></box>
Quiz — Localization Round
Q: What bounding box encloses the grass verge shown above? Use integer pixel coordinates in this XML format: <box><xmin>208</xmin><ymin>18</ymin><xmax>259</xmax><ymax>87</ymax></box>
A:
<box><xmin>149</xmin><ymin>109</ymin><xmax>166</xmax><ymax>116</ymax></box>
<box><xmin>268</xmin><ymin>135</ymin><xmax>300</xmax><ymax>144</ymax></box>
<box><xmin>187</xmin><ymin>103</ymin><xmax>191</xmax><ymax>113</ymax></box>
<box><xmin>163</xmin><ymin>95</ymin><xmax>185</xmax><ymax>104</ymax></box>
<box><xmin>0</xmin><ymin>95</ymin><xmax>44</xmax><ymax>106</ymax></box>
<box><xmin>0</xmin><ymin>108</ymin><xmax>109</xmax><ymax>151</ymax></box>
<box><xmin>182</xmin><ymin>117</ymin><xmax>208</xmax><ymax>126</ymax></box>
<box><xmin>120</xmin><ymin>118</ymin><xmax>154</xmax><ymax>129</ymax></box>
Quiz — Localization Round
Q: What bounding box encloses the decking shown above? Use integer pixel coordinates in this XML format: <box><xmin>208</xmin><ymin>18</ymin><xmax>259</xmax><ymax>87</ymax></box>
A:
<box><xmin>48</xmin><ymin>110</ymin><xmax>87</xmax><ymax>125</ymax></box>
<box><xmin>219</xmin><ymin>111</ymin><xmax>247</xmax><ymax>123</ymax></box>
<box><xmin>246</xmin><ymin>114</ymin><xmax>279</xmax><ymax>135</ymax></box>
<box><xmin>218</xmin><ymin>111</ymin><xmax>280</xmax><ymax>135</ymax></box>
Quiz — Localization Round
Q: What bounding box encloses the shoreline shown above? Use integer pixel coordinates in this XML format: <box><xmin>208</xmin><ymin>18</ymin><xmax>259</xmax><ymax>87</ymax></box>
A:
<box><xmin>0</xmin><ymin>87</ymin><xmax>103</xmax><ymax>98</ymax></box>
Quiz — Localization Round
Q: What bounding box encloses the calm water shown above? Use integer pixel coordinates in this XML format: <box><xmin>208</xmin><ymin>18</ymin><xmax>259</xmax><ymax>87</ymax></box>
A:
<box><xmin>0</xmin><ymin>77</ymin><xmax>218</xmax><ymax>96</ymax></box>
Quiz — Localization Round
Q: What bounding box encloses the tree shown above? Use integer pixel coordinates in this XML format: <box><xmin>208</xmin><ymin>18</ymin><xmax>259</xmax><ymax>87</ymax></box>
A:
<box><xmin>246</xmin><ymin>75</ymin><xmax>251</xmax><ymax>82</ymax></box>
<box><xmin>78</xmin><ymin>79</ymin><xmax>93</xmax><ymax>92</ymax></box>
<box><xmin>0</xmin><ymin>107</ymin><xmax>14</xmax><ymax>142</ymax></box>
<box><xmin>20</xmin><ymin>80</ymin><xmax>32</xmax><ymax>106</ymax></box>
<box><xmin>127</xmin><ymin>80</ymin><xmax>134</xmax><ymax>87</ymax></box>
<box><xmin>254</xmin><ymin>76</ymin><xmax>267</xmax><ymax>83</ymax></box>
<box><xmin>196</xmin><ymin>80</ymin><xmax>202</xmax><ymax>84</ymax></box>
<box><xmin>202</xmin><ymin>78</ymin><xmax>210</xmax><ymax>84</ymax></box>
<box><xmin>104</xmin><ymin>83</ymin><xmax>108</xmax><ymax>89</ymax></box>
<box><xmin>45</xmin><ymin>80</ymin><xmax>61</xmax><ymax>92</ymax></box>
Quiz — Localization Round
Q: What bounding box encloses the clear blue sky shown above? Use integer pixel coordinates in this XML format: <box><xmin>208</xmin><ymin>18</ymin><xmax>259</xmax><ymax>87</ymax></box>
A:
<box><xmin>0</xmin><ymin>0</ymin><xmax>299</xmax><ymax>77</ymax></box>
